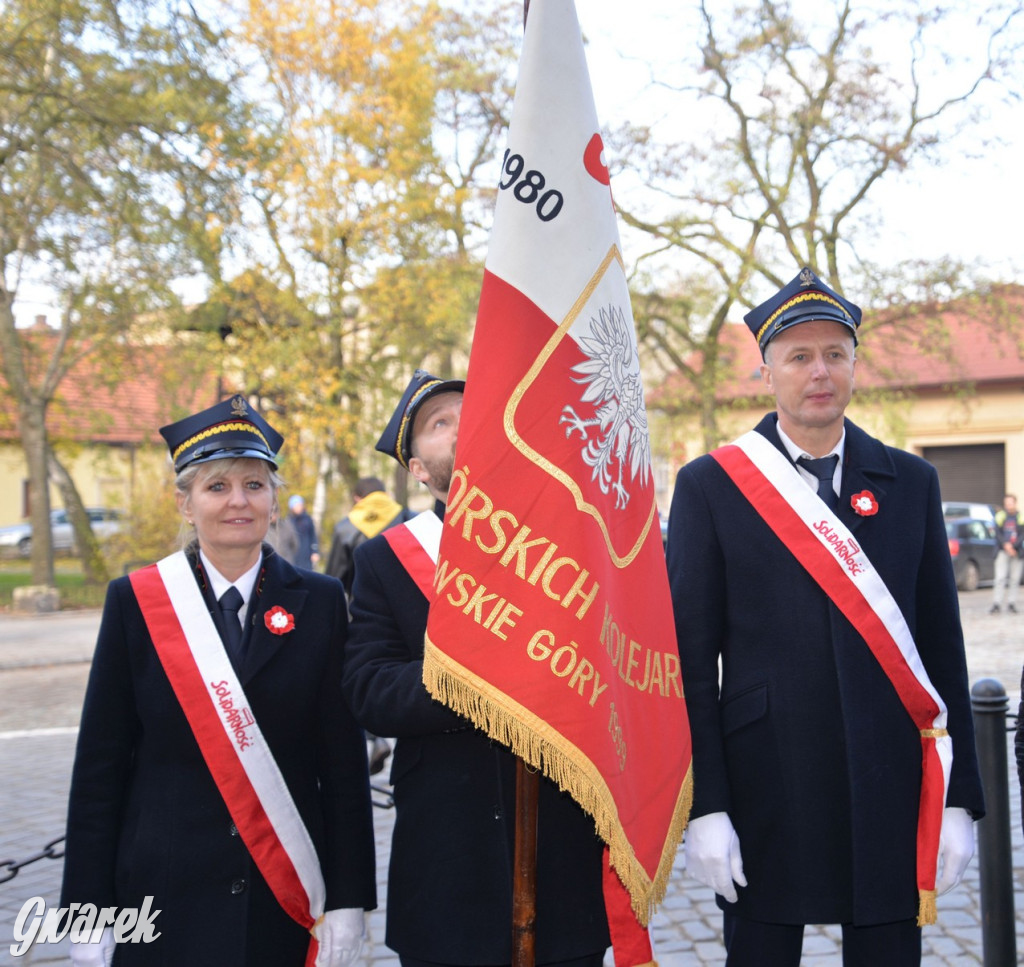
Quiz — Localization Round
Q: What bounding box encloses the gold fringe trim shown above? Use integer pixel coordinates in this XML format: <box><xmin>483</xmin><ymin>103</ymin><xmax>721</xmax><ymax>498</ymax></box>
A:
<box><xmin>423</xmin><ymin>636</ymin><xmax>693</xmax><ymax>926</ymax></box>
<box><xmin>917</xmin><ymin>889</ymin><xmax>937</xmax><ymax>927</ymax></box>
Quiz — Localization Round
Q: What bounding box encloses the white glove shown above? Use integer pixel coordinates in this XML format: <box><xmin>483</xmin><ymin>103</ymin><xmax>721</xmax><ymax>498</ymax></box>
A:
<box><xmin>69</xmin><ymin>926</ymin><xmax>115</xmax><ymax>967</ymax></box>
<box><xmin>313</xmin><ymin>907</ymin><xmax>365</xmax><ymax>967</ymax></box>
<box><xmin>934</xmin><ymin>806</ymin><xmax>974</xmax><ymax>896</ymax></box>
<box><xmin>684</xmin><ymin>811</ymin><xmax>747</xmax><ymax>903</ymax></box>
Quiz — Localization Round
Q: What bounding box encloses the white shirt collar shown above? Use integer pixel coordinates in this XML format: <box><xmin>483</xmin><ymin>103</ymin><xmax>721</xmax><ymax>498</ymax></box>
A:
<box><xmin>199</xmin><ymin>549</ymin><xmax>262</xmax><ymax>621</ymax></box>
<box><xmin>776</xmin><ymin>423</ymin><xmax>846</xmax><ymax>492</ymax></box>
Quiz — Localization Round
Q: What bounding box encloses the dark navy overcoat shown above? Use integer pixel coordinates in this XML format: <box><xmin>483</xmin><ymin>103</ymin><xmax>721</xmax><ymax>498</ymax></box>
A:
<box><xmin>342</xmin><ymin>520</ymin><xmax>610</xmax><ymax>965</ymax></box>
<box><xmin>666</xmin><ymin>415</ymin><xmax>984</xmax><ymax>925</ymax></box>
<box><xmin>62</xmin><ymin>546</ymin><xmax>376</xmax><ymax>966</ymax></box>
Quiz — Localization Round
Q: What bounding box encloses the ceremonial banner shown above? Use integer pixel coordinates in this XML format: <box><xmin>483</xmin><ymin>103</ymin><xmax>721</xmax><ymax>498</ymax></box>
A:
<box><xmin>422</xmin><ymin>0</ymin><xmax>692</xmax><ymax>925</ymax></box>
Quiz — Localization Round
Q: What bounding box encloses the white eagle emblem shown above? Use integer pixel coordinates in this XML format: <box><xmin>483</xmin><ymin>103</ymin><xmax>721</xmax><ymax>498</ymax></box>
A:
<box><xmin>559</xmin><ymin>303</ymin><xmax>651</xmax><ymax>510</ymax></box>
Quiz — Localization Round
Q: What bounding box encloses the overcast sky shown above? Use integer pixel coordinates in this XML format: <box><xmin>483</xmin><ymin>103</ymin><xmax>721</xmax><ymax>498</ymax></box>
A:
<box><xmin>15</xmin><ymin>1</ymin><xmax>1024</xmax><ymax>326</ymax></box>
<box><xmin>578</xmin><ymin>0</ymin><xmax>1024</xmax><ymax>281</ymax></box>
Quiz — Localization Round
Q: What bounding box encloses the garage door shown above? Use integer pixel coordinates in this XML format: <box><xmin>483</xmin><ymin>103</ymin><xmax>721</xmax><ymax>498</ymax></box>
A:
<box><xmin>921</xmin><ymin>443</ymin><xmax>1005</xmax><ymax>504</ymax></box>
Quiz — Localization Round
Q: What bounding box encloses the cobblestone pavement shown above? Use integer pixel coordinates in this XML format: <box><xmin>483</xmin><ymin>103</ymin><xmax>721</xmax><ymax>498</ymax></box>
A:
<box><xmin>0</xmin><ymin>593</ymin><xmax>1021</xmax><ymax>965</ymax></box>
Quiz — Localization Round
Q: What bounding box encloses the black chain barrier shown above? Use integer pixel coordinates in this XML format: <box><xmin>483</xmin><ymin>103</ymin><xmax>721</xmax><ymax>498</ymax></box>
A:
<box><xmin>0</xmin><ymin>836</ymin><xmax>65</xmax><ymax>885</ymax></box>
<box><xmin>0</xmin><ymin>783</ymin><xmax>394</xmax><ymax>888</ymax></box>
<box><xmin>371</xmin><ymin>783</ymin><xmax>395</xmax><ymax>810</ymax></box>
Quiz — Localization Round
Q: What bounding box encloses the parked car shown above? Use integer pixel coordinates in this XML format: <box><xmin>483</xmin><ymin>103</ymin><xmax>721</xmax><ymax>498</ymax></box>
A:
<box><xmin>0</xmin><ymin>507</ymin><xmax>124</xmax><ymax>558</ymax></box>
<box><xmin>942</xmin><ymin>500</ymin><xmax>996</xmax><ymax>522</ymax></box>
<box><xmin>945</xmin><ymin>516</ymin><xmax>998</xmax><ymax>591</ymax></box>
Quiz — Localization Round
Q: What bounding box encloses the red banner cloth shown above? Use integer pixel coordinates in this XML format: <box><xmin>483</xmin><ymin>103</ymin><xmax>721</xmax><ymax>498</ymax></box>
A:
<box><xmin>422</xmin><ymin>0</ymin><xmax>692</xmax><ymax>933</ymax></box>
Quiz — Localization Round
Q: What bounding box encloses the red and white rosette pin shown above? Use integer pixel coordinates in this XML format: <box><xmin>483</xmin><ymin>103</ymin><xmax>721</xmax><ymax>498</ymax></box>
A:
<box><xmin>264</xmin><ymin>606</ymin><xmax>295</xmax><ymax>635</ymax></box>
<box><xmin>851</xmin><ymin>490</ymin><xmax>879</xmax><ymax>517</ymax></box>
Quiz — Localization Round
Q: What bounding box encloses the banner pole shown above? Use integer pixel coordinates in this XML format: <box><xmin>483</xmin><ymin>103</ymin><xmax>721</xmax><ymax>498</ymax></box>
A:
<box><xmin>512</xmin><ymin>5</ymin><xmax>538</xmax><ymax>964</ymax></box>
<box><xmin>512</xmin><ymin>758</ymin><xmax>540</xmax><ymax>967</ymax></box>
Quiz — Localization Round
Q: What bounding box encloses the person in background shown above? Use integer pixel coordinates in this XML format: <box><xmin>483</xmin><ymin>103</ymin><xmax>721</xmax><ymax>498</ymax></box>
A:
<box><xmin>342</xmin><ymin>370</ymin><xmax>610</xmax><ymax>967</ymax></box>
<box><xmin>667</xmin><ymin>267</ymin><xmax>984</xmax><ymax>966</ymax></box>
<box><xmin>61</xmin><ymin>395</ymin><xmax>375</xmax><ymax>967</ymax></box>
<box><xmin>279</xmin><ymin>493</ymin><xmax>320</xmax><ymax>570</ymax></box>
<box><xmin>325</xmin><ymin>475</ymin><xmax>412</xmax><ymax>777</ymax></box>
<box><xmin>324</xmin><ymin>476</ymin><xmax>412</xmax><ymax>598</ymax></box>
<box><xmin>990</xmin><ymin>493</ymin><xmax>1023</xmax><ymax>614</ymax></box>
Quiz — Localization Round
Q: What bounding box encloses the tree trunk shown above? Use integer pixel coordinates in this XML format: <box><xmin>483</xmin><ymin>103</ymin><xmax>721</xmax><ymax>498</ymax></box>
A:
<box><xmin>0</xmin><ymin>292</ymin><xmax>56</xmax><ymax>586</ymax></box>
<box><xmin>391</xmin><ymin>465</ymin><xmax>409</xmax><ymax>508</ymax></box>
<box><xmin>311</xmin><ymin>447</ymin><xmax>332</xmax><ymax>554</ymax></box>
<box><xmin>49</xmin><ymin>449</ymin><xmax>109</xmax><ymax>585</ymax></box>
<box><xmin>19</xmin><ymin>401</ymin><xmax>56</xmax><ymax>586</ymax></box>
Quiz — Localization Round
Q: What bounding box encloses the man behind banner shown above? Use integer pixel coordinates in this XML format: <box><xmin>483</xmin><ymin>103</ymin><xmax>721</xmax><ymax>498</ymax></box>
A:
<box><xmin>341</xmin><ymin>370</ymin><xmax>611</xmax><ymax>967</ymax></box>
<box><xmin>61</xmin><ymin>395</ymin><xmax>376</xmax><ymax>967</ymax></box>
<box><xmin>667</xmin><ymin>267</ymin><xmax>985</xmax><ymax>966</ymax></box>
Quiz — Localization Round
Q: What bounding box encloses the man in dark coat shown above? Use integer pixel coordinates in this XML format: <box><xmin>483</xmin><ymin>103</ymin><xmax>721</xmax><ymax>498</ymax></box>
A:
<box><xmin>666</xmin><ymin>268</ymin><xmax>985</xmax><ymax>966</ymax></box>
<box><xmin>342</xmin><ymin>370</ymin><xmax>610</xmax><ymax>967</ymax></box>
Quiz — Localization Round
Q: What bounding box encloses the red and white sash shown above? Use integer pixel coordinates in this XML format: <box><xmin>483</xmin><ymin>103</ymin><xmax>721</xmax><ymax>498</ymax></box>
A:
<box><xmin>388</xmin><ymin>511</ymin><xmax>656</xmax><ymax>964</ymax></box>
<box><xmin>130</xmin><ymin>552</ymin><xmax>325</xmax><ymax>965</ymax></box>
<box><xmin>383</xmin><ymin>511</ymin><xmax>442</xmax><ymax>599</ymax></box>
<box><xmin>712</xmin><ymin>430</ymin><xmax>952</xmax><ymax>925</ymax></box>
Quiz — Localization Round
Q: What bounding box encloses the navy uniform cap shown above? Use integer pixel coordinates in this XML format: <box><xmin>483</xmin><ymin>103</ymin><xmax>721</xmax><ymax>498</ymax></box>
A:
<box><xmin>160</xmin><ymin>395</ymin><xmax>284</xmax><ymax>473</ymax></box>
<box><xmin>744</xmin><ymin>266</ymin><xmax>862</xmax><ymax>356</ymax></box>
<box><xmin>376</xmin><ymin>369</ymin><xmax>465</xmax><ymax>470</ymax></box>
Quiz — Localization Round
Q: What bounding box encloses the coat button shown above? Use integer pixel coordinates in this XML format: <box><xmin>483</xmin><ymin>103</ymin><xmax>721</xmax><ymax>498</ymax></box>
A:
<box><xmin>231</xmin><ymin>878</ymin><xmax>247</xmax><ymax>894</ymax></box>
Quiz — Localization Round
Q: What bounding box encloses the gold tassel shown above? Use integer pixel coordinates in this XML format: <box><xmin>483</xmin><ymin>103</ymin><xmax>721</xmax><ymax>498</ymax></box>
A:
<box><xmin>423</xmin><ymin>637</ymin><xmax>693</xmax><ymax>926</ymax></box>
<box><xmin>917</xmin><ymin>889</ymin><xmax>937</xmax><ymax>927</ymax></box>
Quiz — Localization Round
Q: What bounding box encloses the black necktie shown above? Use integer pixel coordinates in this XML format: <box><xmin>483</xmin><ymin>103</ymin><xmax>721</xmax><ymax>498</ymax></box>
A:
<box><xmin>218</xmin><ymin>586</ymin><xmax>244</xmax><ymax>656</ymax></box>
<box><xmin>797</xmin><ymin>455</ymin><xmax>839</xmax><ymax>511</ymax></box>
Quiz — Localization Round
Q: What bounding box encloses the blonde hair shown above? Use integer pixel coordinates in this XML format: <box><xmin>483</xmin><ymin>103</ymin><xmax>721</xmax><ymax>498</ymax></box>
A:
<box><xmin>175</xmin><ymin>457</ymin><xmax>285</xmax><ymax>548</ymax></box>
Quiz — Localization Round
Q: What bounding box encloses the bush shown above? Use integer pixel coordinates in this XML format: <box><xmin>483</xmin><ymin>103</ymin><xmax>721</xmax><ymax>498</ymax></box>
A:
<box><xmin>101</xmin><ymin>482</ymin><xmax>182</xmax><ymax>575</ymax></box>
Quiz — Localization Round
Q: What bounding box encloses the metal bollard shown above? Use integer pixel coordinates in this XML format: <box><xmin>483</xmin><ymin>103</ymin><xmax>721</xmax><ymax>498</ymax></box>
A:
<box><xmin>970</xmin><ymin>678</ymin><xmax>1017</xmax><ymax>967</ymax></box>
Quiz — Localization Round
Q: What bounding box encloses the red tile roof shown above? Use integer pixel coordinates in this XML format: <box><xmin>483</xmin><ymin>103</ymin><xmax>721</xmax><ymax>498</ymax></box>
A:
<box><xmin>0</xmin><ymin>329</ymin><xmax>223</xmax><ymax>446</ymax></box>
<box><xmin>652</xmin><ymin>286</ymin><xmax>1024</xmax><ymax>409</ymax></box>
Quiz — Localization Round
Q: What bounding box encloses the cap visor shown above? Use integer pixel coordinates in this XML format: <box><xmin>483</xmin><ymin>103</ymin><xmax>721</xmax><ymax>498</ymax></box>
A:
<box><xmin>178</xmin><ymin>447</ymin><xmax>278</xmax><ymax>471</ymax></box>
